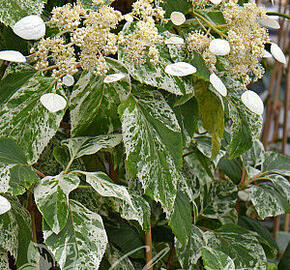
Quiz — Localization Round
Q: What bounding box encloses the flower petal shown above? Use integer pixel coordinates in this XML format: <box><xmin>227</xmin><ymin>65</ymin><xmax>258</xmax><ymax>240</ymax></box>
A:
<box><xmin>164</xmin><ymin>36</ymin><xmax>184</xmax><ymax>45</ymax></box>
<box><xmin>104</xmin><ymin>73</ymin><xmax>127</xmax><ymax>83</ymax></box>
<box><xmin>0</xmin><ymin>195</ymin><xmax>11</xmax><ymax>215</ymax></box>
<box><xmin>259</xmin><ymin>16</ymin><xmax>280</xmax><ymax>29</ymax></box>
<box><xmin>40</xmin><ymin>93</ymin><xmax>67</xmax><ymax>113</ymax></box>
<box><xmin>241</xmin><ymin>90</ymin><xmax>264</xmax><ymax>115</ymax></box>
<box><xmin>209</xmin><ymin>39</ymin><xmax>230</xmax><ymax>56</ymax></box>
<box><xmin>238</xmin><ymin>190</ymin><xmax>250</xmax><ymax>202</ymax></box>
<box><xmin>0</xmin><ymin>50</ymin><xmax>26</xmax><ymax>62</ymax></box>
<box><xmin>210</xmin><ymin>73</ymin><xmax>227</xmax><ymax>96</ymax></box>
<box><xmin>262</xmin><ymin>50</ymin><xmax>272</xmax><ymax>58</ymax></box>
<box><xmin>270</xmin><ymin>43</ymin><xmax>286</xmax><ymax>64</ymax></box>
<box><xmin>170</xmin><ymin>11</ymin><xmax>186</xmax><ymax>26</ymax></box>
<box><xmin>13</xmin><ymin>15</ymin><xmax>46</xmax><ymax>40</ymax></box>
<box><xmin>62</xmin><ymin>74</ymin><xmax>75</xmax><ymax>86</ymax></box>
<box><xmin>165</xmin><ymin>62</ymin><xmax>196</xmax><ymax>77</ymax></box>
<box><xmin>209</xmin><ymin>0</ymin><xmax>222</xmax><ymax>4</ymax></box>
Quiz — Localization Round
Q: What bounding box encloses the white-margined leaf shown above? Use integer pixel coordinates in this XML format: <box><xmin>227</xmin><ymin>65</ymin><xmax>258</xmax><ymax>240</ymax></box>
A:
<box><xmin>81</xmin><ymin>171</ymin><xmax>150</xmax><ymax>230</ymax></box>
<box><xmin>44</xmin><ymin>199</ymin><xmax>108</xmax><ymax>270</ymax></box>
<box><xmin>119</xmin><ymin>89</ymin><xmax>183</xmax><ymax>213</ymax></box>
<box><xmin>0</xmin><ymin>72</ymin><xmax>66</xmax><ymax>164</ymax></box>
<box><xmin>34</xmin><ymin>173</ymin><xmax>80</xmax><ymax>234</ymax></box>
<box><xmin>262</xmin><ymin>152</ymin><xmax>290</xmax><ymax>176</ymax></box>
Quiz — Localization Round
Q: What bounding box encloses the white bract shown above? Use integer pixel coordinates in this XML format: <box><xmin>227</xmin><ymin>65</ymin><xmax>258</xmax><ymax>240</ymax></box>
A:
<box><xmin>270</xmin><ymin>43</ymin><xmax>286</xmax><ymax>64</ymax></box>
<box><xmin>164</xmin><ymin>36</ymin><xmax>184</xmax><ymax>45</ymax></box>
<box><xmin>13</xmin><ymin>15</ymin><xmax>46</xmax><ymax>40</ymax></box>
<box><xmin>104</xmin><ymin>73</ymin><xmax>127</xmax><ymax>83</ymax></box>
<box><xmin>40</xmin><ymin>93</ymin><xmax>67</xmax><ymax>113</ymax></box>
<box><xmin>238</xmin><ymin>190</ymin><xmax>251</xmax><ymax>202</ymax></box>
<box><xmin>209</xmin><ymin>0</ymin><xmax>222</xmax><ymax>4</ymax></box>
<box><xmin>209</xmin><ymin>39</ymin><xmax>230</xmax><ymax>56</ymax></box>
<box><xmin>262</xmin><ymin>50</ymin><xmax>272</xmax><ymax>58</ymax></box>
<box><xmin>0</xmin><ymin>50</ymin><xmax>26</xmax><ymax>62</ymax></box>
<box><xmin>124</xmin><ymin>14</ymin><xmax>134</xmax><ymax>23</ymax></box>
<box><xmin>258</xmin><ymin>16</ymin><xmax>280</xmax><ymax>29</ymax></box>
<box><xmin>0</xmin><ymin>195</ymin><xmax>11</xmax><ymax>215</ymax></box>
<box><xmin>165</xmin><ymin>62</ymin><xmax>196</xmax><ymax>77</ymax></box>
<box><xmin>210</xmin><ymin>73</ymin><xmax>227</xmax><ymax>96</ymax></box>
<box><xmin>170</xmin><ymin>12</ymin><xmax>186</xmax><ymax>26</ymax></box>
<box><xmin>62</xmin><ymin>74</ymin><xmax>75</xmax><ymax>86</ymax></box>
<box><xmin>241</xmin><ymin>90</ymin><xmax>264</xmax><ymax>115</ymax></box>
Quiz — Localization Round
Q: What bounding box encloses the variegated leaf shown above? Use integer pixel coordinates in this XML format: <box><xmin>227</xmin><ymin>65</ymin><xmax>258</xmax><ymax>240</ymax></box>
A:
<box><xmin>202</xmin><ymin>247</ymin><xmax>235</xmax><ymax>270</ymax></box>
<box><xmin>119</xmin><ymin>89</ymin><xmax>183</xmax><ymax>213</ymax></box>
<box><xmin>82</xmin><ymin>171</ymin><xmax>151</xmax><ymax>230</ymax></box>
<box><xmin>0</xmin><ymin>254</ymin><xmax>9</xmax><ymax>270</ymax></box>
<box><xmin>0</xmin><ymin>137</ymin><xmax>39</xmax><ymax>195</ymax></box>
<box><xmin>0</xmin><ymin>73</ymin><xmax>66</xmax><ymax>164</ymax></box>
<box><xmin>0</xmin><ymin>196</ymin><xmax>33</xmax><ymax>268</ymax></box>
<box><xmin>44</xmin><ymin>200</ymin><xmax>108</xmax><ymax>270</ymax></box>
<box><xmin>0</xmin><ymin>0</ymin><xmax>47</xmax><ymax>27</ymax></box>
<box><xmin>69</xmin><ymin>71</ymin><xmax>121</xmax><ymax>136</ymax></box>
<box><xmin>34</xmin><ymin>173</ymin><xmax>80</xmax><ymax>234</ymax></box>
<box><xmin>243</xmin><ymin>139</ymin><xmax>265</xmax><ymax>167</ymax></box>
<box><xmin>262</xmin><ymin>152</ymin><xmax>290</xmax><ymax>176</ymax></box>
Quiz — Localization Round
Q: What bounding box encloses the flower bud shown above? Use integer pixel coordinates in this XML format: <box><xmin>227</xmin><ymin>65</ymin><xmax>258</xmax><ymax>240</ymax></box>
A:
<box><xmin>40</xmin><ymin>93</ymin><xmax>67</xmax><ymax>113</ymax></box>
<box><xmin>209</xmin><ymin>0</ymin><xmax>222</xmax><ymax>4</ymax></box>
<box><xmin>238</xmin><ymin>190</ymin><xmax>251</xmax><ymax>202</ymax></box>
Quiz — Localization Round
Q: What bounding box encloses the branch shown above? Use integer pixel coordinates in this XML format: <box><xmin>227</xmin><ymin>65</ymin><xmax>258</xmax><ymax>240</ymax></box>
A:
<box><xmin>266</xmin><ymin>12</ymin><xmax>290</xmax><ymax>20</ymax></box>
<box><xmin>145</xmin><ymin>226</ymin><xmax>153</xmax><ymax>270</ymax></box>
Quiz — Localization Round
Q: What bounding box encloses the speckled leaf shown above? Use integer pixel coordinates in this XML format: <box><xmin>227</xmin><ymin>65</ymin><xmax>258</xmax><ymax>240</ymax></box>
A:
<box><xmin>119</xmin><ymin>89</ymin><xmax>182</xmax><ymax>213</ymax></box>
<box><xmin>0</xmin><ymin>137</ymin><xmax>39</xmax><ymax>195</ymax></box>
<box><xmin>0</xmin><ymin>0</ymin><xmax>46</xmax><ymax>27</ymax></box>
<box><xmin>118</xmin><ymin>24</ymin><xmax>195</xmax><ymax>96</ymax></box>
<box><xmin>225</xmin><ymin>76</ymin><xmax>263</xmax><ymax>159</ymax></box>
<box><xmin>0</xmin><ymin>74</ymin><xmax>66</xmax><ymax>164</ymax></box>
<box><xmin>0</xmin><ymin>196</ymin><xmax>33</xmax><ymax>268</ymax></box>
<box><xmin>34</xmin><ymin>173</ymin><xmax>80</xmax><ymax>234</ymax></box>
<box><xmin>105</xmin><ymin>244</ymin><xmax>134</xmax><ymax>270</ymax></box>
<box><xmin>82</xmin><ymin>171</ymin><xmax>150</xmax><ymax>230</ymax></box>
<box><xmin>69</xmin><ymin>71</ymin><xmax>121</xmax><ymax>136</ymax></box>
<box><xmin>0</xmin><ymin>254</ymin><xmax>9</xmax><ymax>270</ymax></box>
<box><xmin>201</xmin><ymin>247</ymin><xmax>235</xmax><ymax>270</ymax></box>
<box><xmin>262</xmin><ymin>152</ymin><xmax>290</xmax><ymax>176</ymax></box>
<box><xmin>249</xmin><ymin>174</ymin><xmax>290</xmax><ymax>219</ymax></box>
<box><xmin>175</xmin><ymin>225</ymin><xmax>207</xmax><ymax>269</ymax></box>
<box><xmin>243</xmin><ymin>140</ymin><xmax>265</xmax><ymax>167</ymax></box>
<box><xmin>62</xmin><ymin>134</ymin><xmax>123</xmax><ymax>161</ymax></box>
<box><xmin>43</xmin><ymin>199</ymin><xmax>108</xmax><ymax>270</ymax></box>
<box><xmin>205</xmin><ymin>224</ymin><xmax>267</xmax><ymax>270</ymax></box>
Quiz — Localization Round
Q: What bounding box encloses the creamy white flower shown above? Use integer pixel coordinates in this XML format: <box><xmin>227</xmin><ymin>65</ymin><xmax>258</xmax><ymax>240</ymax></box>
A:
<box><xmin>238</xmin><ymin>190</ymin><xmax>251</xmax><ymax>202</ymax></box>
<box><xmin>270</xmin><ymin>43</ymin><xmax>286</xmax><ymax>64</ymax></box>
<box><xmin>164</xmin><ymin>36</ymin><xmax>184</xmax><ymax>45</ymax></box>
<box><xmin>170</xmin><ymin>11</ymin><xmax>186</xmax><ymax>26</ymax></box>
<box><xmin>259</xmin><ymin>16</ymin><xmax>280</xmax><ymax>29</ymax></box>
<box><xmin>241</xmin><ymin>90</ymin><xmax>264</xmax><ymax>115</ymax></box>
<box><xmin>262</xmin><ymin>50</ymin><xmax>272</xmax><ymax>58</ymax></box>
<box><xmin>209</xmin><ymin>39</ymin><xmax>230</xmax><ymax>56</ymax></box>
<box><xmin>62</xmin><ymin>74</ymin><xmax>75</xmax><ymax>86</ymax></box>
<box><xmin>104</xmin><ymin>73</ymin><xmax>127</xmax><ymax>83</ymax></box>
<box><xmin>124</xmin><ymin>14</ymin><xmax>134</xmax><ymax>23</ymax></box>
<box><xmin>209</xmin><ymin>0</ymin><xmax>222</xmax><ymax>4</ymax></box>
<box><xmin>0</xmin><ymin>195</ymin><xmax>11</xmax><ymax>215</ymax></box>
<box><xmin>165</xmin><ymin>62</ymin><xmax>196</xmax><ymax>77</ymax></box>
<box><xmin>13</xmin><ymin>15</ymin><xmax>46</xmax><ymax>40</ymax></box>
<box><xmin>40</xmin><ymin>93</ymin><xmax>67</xmax><ymax>113</ymax></box>
<box><xmin>0</xmin><ymin>50</ymin><xmax>26</xmax><ymax>62</ymax></box>
<box><xmin>210</xmin><ymin>73</ymin><xmax>227</xmax><ymax>96</ymax></box>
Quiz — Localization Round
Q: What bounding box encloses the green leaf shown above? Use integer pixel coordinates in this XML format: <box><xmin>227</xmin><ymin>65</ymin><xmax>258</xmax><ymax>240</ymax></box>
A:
<box><xmin>118</xmin><ymin>26</ymin><xmax>195</xmax><ymax>96</ymax></box>
<box><xmin>243</xmin><ymin>140</ymin><xmax>265</xmax><ymax>167</ymax></box>
<box><xmin>0</xmin><ymin>137</ymin><xmax>39</xmax><ymax>195</ymax></box>
<box><xmin>62</xmin><ymin>134</ymin><xmax>123</xmax><ymax>161</ymax></box>
<box><xmin>202</xmin><ymin>247</ymin><xmax>235</xmax><ymax>270</ymax></box>
<box><xmin>169</xmin><ymin>190</ymin><xmax>192</xmax><ymax>246</ymax></box>
<box><xmin>238</xmin><ymin>216</ymin><xmax>278</xmax><ymax>258</ymax></box>
<box><xmin>44</xmin><ymin>199</ymin><xmax>108</xmax><ymax>270</ymax></box>
<box><xmin>34</xmin><ymin>173</ymin><xmax>80</xmax><ymax>234</ymax></box>
<box><xmin>278</xmin><ymin>242</ymin><xmax>290</xmax><ymax>270</ymax></box>
<box><xmin>155</xmin><ymin>0</ymin><xmax>191</xmax><ymax>16</ymax></box>
<box><xmin>0</xmin><ymin>254</ymin><xmax>9</xmax><ymax>270</ymax></box>
<box><xmin>195</xmin><ymin>80</ymin><xmax>224</xmax><ymax>159</ymax></box>
<box><xmin>249</xmin><ymin>174</ymin><xmax>290</xmax><ymax>219</ymax></box>
<box><xmin>0</xmin><ymin>0</ymin><xmax>47</xmax><ymax>27</ymax></box>
<box><xmin>187</xmin><ymin>52</ymin><xmax>210</xmax><ymax>81</ymax></box>
<box><xmin>262</xmin><ymin>152</ymin><xmax>290</xmax><ymax>176</ymax></box>
<box><xmin>206</xmin><ymin>224</ymin><xmax>267</xmax><ymax>269</ymax></box>
<box><xmin>217</xmin><ymin>156</ymin><xmax>242</xmax><ymax>184</ymax></box>
<box><xmin>0</xmin><ymin>196</ymin><xmax>33</xmax><ymax>268</ymax></box>
<box><xmin>69</xmin><ymin>71</ymin><xmax>121</xmax><ymax>136</ymax></box>
<box><xmin>81</xmin><ymin>171</ymin><xmax>151</xmax><ymax>230</ymax></box>
<box><xmin>80</xmin><ymin>0</ymin><xmax>113</xmax><ymax>10</ymax></box>
<box><xmin>0</xmin><ymin>73</ymin><xmax>66</xmax><ymax>164</ymax></box>
<box><xmin>119</xmin><ymin>89</ymin><xmax>183</xmax><ymax>213</ymax></box>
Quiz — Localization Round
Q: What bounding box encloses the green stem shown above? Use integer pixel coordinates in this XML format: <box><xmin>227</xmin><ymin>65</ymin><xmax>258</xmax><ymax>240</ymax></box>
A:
<box><xmin>266</xmin><ymin>12</ymin><xmax>290</xmax><ymax>20</ymax></box>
